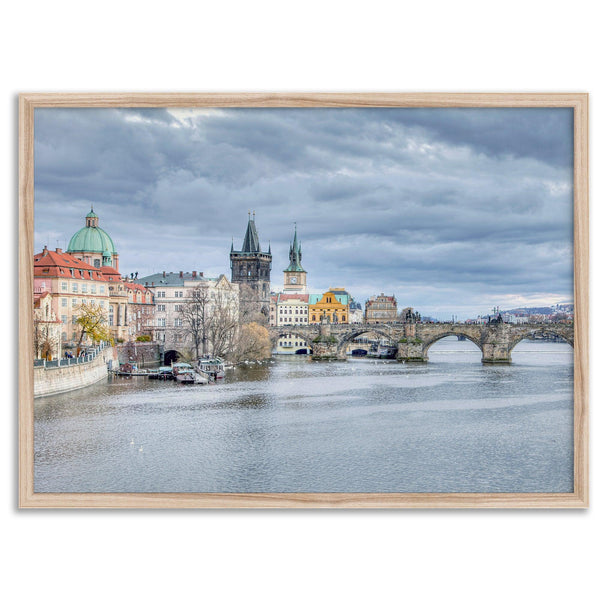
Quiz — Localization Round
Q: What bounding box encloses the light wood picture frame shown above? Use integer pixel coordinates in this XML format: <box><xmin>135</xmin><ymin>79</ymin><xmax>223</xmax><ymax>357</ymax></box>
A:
<box><xmin>19</xmin><ymin>93</ymin><xmax>589</xmax><ymax>508</ymax></box>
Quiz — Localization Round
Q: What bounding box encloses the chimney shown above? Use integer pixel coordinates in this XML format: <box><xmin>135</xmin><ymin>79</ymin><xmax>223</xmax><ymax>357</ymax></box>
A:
<box><xmin>162</xmin><ymin>271</ymin><xmax>166</xmax><ymax>277</ymax></box>
<box><xmin>179</xmin><ymin>271</ymin><xmax>183</xmax><ymax>278</ymax></box>
<box><xmin>42</xmin><ymin>246</ymin><xmax>48</xmax><ymax>256</ymax></box>
<box><xmin>199</xmin><ymin>272</ymin><xmax>204</xmax><ymax>277</ymax></box>
<box><xmin>55</xmin><ymin>248</ymin><xmax>62</xmax><ymax>254</ymax></box>
<box><xmin>192</xmin><ymin>271</ymin><xmax>197</xmax><ymax>278</ymax></box>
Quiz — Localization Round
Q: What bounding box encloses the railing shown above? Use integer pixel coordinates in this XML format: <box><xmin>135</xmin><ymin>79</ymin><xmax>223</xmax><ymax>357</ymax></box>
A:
<box><xmin>34</xmin><ymin>341</ymin><xmax>108</xmax><ymax>369</ymax></box>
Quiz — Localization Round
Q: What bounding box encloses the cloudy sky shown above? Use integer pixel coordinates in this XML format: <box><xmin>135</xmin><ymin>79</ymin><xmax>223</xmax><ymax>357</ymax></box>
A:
<box><xmin>34</xmin><ymin>106</ymin><xmax>573</xmax><ymax>319</ymax></box>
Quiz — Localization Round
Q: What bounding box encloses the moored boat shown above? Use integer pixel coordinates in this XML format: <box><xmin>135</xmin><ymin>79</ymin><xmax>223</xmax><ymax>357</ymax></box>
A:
<box><xmin>173</xmin><ymin>362</ymin><xmax>208</xmax><ymax>384</ymax></box>
<box><xmin>196</xmin><ymin>357</ymin><xmax>226</xmax><ymax>381</ymax></box>
<box><xmin>148</xmin><ymin>366</ymin><xmax>174</xmax><ymax>380</ymax></box>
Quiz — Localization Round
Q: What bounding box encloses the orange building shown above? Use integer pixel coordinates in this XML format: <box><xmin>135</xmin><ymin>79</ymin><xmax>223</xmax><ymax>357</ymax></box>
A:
<box><xmin>308</xmin><ymin>290</ymin><xmax>349</xmax><ymax>324</ymax></box>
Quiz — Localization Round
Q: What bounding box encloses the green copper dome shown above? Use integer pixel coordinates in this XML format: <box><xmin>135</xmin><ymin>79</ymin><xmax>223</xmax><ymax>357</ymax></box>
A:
<box><xmin>68</xmin><ymin>226</ymin><xmax>116</xmax><ymax>253</ymax></box>
<box><xmin>67</xmin><ymin>209</ymin><xmax>116</xmax><ymax>254</ymax></box>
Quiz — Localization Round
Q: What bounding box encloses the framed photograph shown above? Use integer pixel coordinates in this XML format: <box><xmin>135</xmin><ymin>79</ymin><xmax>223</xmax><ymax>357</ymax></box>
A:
<box><xmin>19</xmin><ymin>93</ymin><xmax>588</xmax><ymax>508</ymax></box>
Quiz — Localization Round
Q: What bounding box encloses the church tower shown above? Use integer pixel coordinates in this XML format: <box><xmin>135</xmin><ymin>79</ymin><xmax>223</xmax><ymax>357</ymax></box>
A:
<box><xmin>283</xmin><ymin>223</ymin><xmax>307</xmax><ymax>294</ymax></box>
<box><xmin>230</xmin><ymin>212</ymin><xmax>272</xmax><ymax>315</ymax></box>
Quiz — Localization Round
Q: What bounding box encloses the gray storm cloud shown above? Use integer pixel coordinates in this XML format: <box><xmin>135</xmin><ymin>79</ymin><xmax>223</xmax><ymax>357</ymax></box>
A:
<box><xmin>33</xmin><ymin>107</ymin><xmax>574</xmax><ymax>319</ymax></box>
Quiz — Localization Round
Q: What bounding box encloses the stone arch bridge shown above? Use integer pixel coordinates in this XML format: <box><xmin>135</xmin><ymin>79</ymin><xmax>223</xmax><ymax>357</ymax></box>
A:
<box><xmin>269</xmin><ymin>321</ymin><xmax>574</xmax><ymax>363</ymax></box>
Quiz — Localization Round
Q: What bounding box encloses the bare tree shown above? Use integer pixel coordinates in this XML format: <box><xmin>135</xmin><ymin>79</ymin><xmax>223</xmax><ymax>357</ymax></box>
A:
<box><xmin>34</xmin><ymin>317</ymin><xmax>58</xmax><ymax>360</ymax></box>
<box><xmin>207</xmin><ymin>290</ymin><xmax>238</xmax><ymax>358</ymax></box>
<box><xmin>180</xmin><ymin>286</ymin><xmax>211</xmax><ymax>360</ymax></box>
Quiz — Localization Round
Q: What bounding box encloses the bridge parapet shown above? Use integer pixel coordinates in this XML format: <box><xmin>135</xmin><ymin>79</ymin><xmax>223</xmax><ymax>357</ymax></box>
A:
<box><xmin>268</xmin><ymin>321</ymin><xmax>574</xmax><ymax>363</ymax></box>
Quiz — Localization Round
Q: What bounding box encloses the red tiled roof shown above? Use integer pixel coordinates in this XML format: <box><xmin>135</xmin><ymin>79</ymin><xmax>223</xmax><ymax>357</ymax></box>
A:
<box><xmin>33</xmin><ymin>248</ymin><xmax>107</xmax><ymax>281</ymax></box>
<box><xmin>277</xmin><ymin>293</ymin><xmax>309</xmax><ymax>301</ymax></box>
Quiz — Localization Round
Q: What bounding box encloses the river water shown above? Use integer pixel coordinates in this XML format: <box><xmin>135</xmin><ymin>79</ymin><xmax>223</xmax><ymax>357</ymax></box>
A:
<box><xmin>34</xmin><ymin>339</ymin><xmax>574</xmax><ymax>493</ymax></box>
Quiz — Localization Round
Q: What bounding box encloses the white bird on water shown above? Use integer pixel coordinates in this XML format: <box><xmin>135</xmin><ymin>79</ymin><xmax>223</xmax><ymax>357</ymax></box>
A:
<box><xmin>130</xmin><ymin>438</ymin><xmax>135</xmax><ymax>445</ymax></box>
<box><xmin>139</xmin><ymin>445</ymin><xmax>143</xmax><ymax>452</ymax></box>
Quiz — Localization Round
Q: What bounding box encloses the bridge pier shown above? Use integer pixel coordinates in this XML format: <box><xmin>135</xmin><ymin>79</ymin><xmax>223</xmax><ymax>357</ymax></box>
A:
<box><xmin>396</xmin><ymin>339</ymin><xmax>427</xmax><ymax>362</ymax></box>
<box><xmin>310</xmin><ymin>321</ymin><xmax>346</xmax><ymax>361</ymax></box>
<box><xmin>481</xmin><ymin>324</ymin><xmax>512</xmax><ymax>364</ymax></box>
<box><xmin>481</xmin><ymin>343</ymin><xmax>511</xmax><ymax>364</ymax></box>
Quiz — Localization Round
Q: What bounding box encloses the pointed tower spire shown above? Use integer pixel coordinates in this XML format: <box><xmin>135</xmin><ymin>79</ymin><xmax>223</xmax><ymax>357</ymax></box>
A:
<box><xmin>285</xmin><ymin>222</ymin><xmax>304</xmax><ymax>272</ymax></box>
<box><xmin>241</xmin><ymin>212</ymin><xmax>261</xmax><ymax>252</ymax></box>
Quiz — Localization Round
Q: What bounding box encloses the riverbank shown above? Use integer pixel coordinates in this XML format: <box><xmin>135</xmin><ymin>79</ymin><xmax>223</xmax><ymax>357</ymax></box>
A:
<box><xmin>34</xmin><ymin>346</ymin><xmax>116</xmax><ymax>398</ymax></box>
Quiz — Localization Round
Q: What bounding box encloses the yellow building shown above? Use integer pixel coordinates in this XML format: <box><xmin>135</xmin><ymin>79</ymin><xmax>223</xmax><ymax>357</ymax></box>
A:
<box><xmin>309</xmin><ymin>290</ymin><xmax>349</xmax><ymax>324</ymax></box>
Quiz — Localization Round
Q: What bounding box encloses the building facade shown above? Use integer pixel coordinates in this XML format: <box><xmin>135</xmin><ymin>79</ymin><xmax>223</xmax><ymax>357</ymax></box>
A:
<box><xmin>365</xmin><ymin>293</ymin><xmax>398</xmax><ymax>323</ymax></box>
<box><xmin>271</xmin><ymin>292</ymin><xmax>310</xmax><ymax>354</ymax></box>
<box><xmin>33</xmin><ymin>291</ymin><xmax>62</xmax><ymax>359</ymax></box>
<box><xmin>230</xmin><ymin>213</ymin><xmax>272</xmax><ymax>316</ymax></box>
<box><xmin>136</xmin><ymin>270</ymin><xmax>239</xmax><ymax>358</ymax></box>
<box><xmin>34</xmin><ymin>247</ymin><xmax>111</xmax><ymax>345</ymax></box>
<box><xmin>309</xmin><ymin>290</ymin><xmax>349</xmax><ymax>324</ymax></box>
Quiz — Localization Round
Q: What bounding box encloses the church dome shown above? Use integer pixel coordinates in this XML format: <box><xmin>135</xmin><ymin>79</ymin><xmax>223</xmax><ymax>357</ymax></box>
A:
<box><xmin>67</xmin><ymin>208</ymin><xmax>116</xmax><ymax>254</ymax></box>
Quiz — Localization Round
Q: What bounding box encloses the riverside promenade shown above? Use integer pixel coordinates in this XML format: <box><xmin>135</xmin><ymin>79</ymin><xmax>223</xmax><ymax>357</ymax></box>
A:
<box><xmin>34</xmin><ymin>342</ymin><xmax>116</xmax><ymax>398</ymax></box>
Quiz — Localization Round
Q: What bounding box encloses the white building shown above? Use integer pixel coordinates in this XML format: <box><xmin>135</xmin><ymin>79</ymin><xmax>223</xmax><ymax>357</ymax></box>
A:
<box><xmin>136</xmin><ymin>271</ymin><xmax>239</xmax><ymax>358</ymax></box>
<box><xmin>270</xmin><ymin>292</ymin><xmax>310</xmax><ymax>354</ymax></box>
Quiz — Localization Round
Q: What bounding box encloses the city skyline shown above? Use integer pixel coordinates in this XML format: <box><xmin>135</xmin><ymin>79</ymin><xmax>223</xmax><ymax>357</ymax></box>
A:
<box><xmin>33</xmin><ymin>107</ymin><xmax>574</xmax><ymax>319</ymax></box>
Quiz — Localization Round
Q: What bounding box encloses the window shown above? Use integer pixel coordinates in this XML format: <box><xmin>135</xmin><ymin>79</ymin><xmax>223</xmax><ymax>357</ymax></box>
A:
<box><xmin>61</xmin><ymin>315</ymin><xmax>67</xmax><ymax>323</ymax></box>
<box><xmin>100</xmin><ymin>286</ymin><xmax>105</xmax><ymax>294</ymax></box>
<box><xmin>174</xmin><ymin>305</ymin><xmax>182</xmax><ymax>312</ymax></box>
<box><xmin>72</xmin><ymin>283</ymin><xmax>78</xmax><ymax>292</ymax></box>
<box><xmin>174</xmin><ymin>318</ymin><xmax>182</xmax><ymax>327</ymax></box>
<box><xmin>72</xmin><ymin>315</ymin><xmax>77</xmax><ymax>324</ymax></box>
<box><xmin>157</xmin><ymin>305</ymin><xmax>166</xmax><ymax>312</ymax></box>
<box><xmin>91</xmin><ymin>285</ymin><xmax>96</xmax><ymax>294</ymax></box>
<box><xmin>94</xmin><ymin>259</ymin><xmax>100</xmax><ymax>268</ymax></box>
<box><xmin>109</xmin><ymin>315</ymin><xmax>114</xmax><ymax>325</ymax></box>
<box><xmin>72</xmin><ymin>298</ymin><xmax>77</xmax><ymax>306</ymax></box>
<box><xmin>157</xmin><ymin>318</ymin><xmax>166</xmax><ymax>327</ymax></box>
<box><xmin>175</xmin><ymin>291</ymin><xmax>183</xmax><ymax>298</ymax></box>
<box><xmin>81</xmin><ymin>299</ymin><xmax>87</xmax><ymax>304</ymax></box>
<box><xmin>61</xmin><ymin>282</ymin><xmax>68</xmax><ymax>291</ymax></box>
<box><xmin>61</xmin><ymin>298</ymin><xmax>67</xmax><ymax>307</ymax></box>
<box><xmin>100</xmin><ymin>301</ymin><xmax>104</xmax><ymax>307</ymax></box>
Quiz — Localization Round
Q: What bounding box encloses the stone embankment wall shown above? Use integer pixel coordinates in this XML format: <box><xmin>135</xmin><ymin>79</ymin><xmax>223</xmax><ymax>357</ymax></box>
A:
<box><xmin>34</xmin><ymin>347</ymin><xmax>115</xmax><ymax>398</ymax></box>
<box><xmin>116</xmin><ymin>342</ymin><xmax>162</xmax><ymax>367</ymax></box>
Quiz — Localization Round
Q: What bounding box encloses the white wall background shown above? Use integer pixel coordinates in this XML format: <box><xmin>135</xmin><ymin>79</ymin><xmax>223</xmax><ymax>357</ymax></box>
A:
<box><xmin>2</xmin><ymin>2</ymin><xmax>596</xmax><ymax>598</ymax></box>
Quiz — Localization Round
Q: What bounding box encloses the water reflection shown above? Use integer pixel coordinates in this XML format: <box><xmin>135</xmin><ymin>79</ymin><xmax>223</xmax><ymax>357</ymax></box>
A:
<box><xmin>34</xmin><ymin>339</ymin><xmax>573</xmax><ymax>493</ymax></box>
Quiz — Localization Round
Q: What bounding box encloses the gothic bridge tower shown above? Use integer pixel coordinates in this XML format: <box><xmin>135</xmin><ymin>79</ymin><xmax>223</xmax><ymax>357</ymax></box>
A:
<box><xmin>230</xmin><ymin>212</ymin><xmax>272</xmax><ymax>315</ymax></box>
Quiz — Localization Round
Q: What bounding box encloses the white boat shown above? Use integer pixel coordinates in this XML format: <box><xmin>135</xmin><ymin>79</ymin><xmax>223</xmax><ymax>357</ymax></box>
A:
<box><xmin>196</xmin><ymin>357</ymin><xmax>226</xmax><ymax>380</ymax></box>
<box><xmin>172</xmin><ymin>363</ymin><xmax>208</xmax><ymax>384</ymax></box>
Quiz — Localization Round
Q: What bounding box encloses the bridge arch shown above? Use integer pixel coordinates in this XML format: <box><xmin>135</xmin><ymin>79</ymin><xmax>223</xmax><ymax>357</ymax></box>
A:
<box><xmin>336</xmin><ymin>327</ymin><xmax>399</xmax><ymax>358</ymax></box>
<box><xmin>269</xmin><ymin>329</ymin><xmax>317</xmax><ymax>355</ymax></box>
<box><xmin>508</xmin><ymin>327</ymin><xmax>574</xmax><ymax>352</ymax></box>
<box><xmin>421</xmin><ymin>331</ymin><xmax>484</xmax><ymax>360</ymax></box>
<box><xmin>163</xmin><ymin>349</ymin><xmax>181</xmax><ymax>365</ymax></box>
